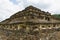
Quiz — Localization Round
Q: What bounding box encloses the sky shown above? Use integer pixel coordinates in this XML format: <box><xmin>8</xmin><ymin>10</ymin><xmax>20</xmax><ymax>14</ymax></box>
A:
<box><xmin>0</xmin><ymin>0</ymin><xmax>60</xmax><ymax>21</ymax></box>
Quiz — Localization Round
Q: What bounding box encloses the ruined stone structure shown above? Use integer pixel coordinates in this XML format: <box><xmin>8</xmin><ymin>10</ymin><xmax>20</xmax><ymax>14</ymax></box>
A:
<box><xmin>0</xmin><ymin>6</ymin><xmax>60</xmax><ymax>40</ymax></box>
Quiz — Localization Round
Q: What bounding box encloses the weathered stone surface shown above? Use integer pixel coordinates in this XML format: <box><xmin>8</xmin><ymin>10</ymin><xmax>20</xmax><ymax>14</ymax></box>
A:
<box><xmin>0</xmin><ymin>5</ymin><xmax>60</xmax><ymax>40</ymax></box>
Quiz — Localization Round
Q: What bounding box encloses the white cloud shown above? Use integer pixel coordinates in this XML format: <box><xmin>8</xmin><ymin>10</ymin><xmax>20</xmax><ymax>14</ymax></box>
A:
<box><xmin>0</xmin><ymin>0</ymin><xmax>24</xmax><ymax>21</ymax></box>
<box><xmin>45</xmin><ymin>0</ymin><xmax>60</xmax><ymax>14</ymax></box>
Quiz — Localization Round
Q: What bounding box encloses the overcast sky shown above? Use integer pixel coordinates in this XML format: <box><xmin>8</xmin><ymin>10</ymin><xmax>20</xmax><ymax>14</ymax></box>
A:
<box><xmin>0</xmin><ymin>0</ymin><xmax>60</xmax><ymax>21</ymax></box>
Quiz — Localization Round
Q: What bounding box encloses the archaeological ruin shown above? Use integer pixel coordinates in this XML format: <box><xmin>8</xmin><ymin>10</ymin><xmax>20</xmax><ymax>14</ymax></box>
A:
<box><xmin>0</xmin><ymin>6</ymin><xmax>60</xmax><ymax>40</ymax></box>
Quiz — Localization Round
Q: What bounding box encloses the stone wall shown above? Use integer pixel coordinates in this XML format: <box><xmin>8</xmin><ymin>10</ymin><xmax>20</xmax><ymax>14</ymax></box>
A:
<box><xmin>0</xmin><ymin>23</ymin><xmax>60</xmax><ymax>40</ymax></box>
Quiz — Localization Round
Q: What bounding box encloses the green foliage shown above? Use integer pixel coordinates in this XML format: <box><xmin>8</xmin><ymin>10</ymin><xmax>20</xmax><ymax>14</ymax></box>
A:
<box><xmin>52</xmin><ymin>14</ymin><xmax>60</xmax><ymax>18</ymax></box>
